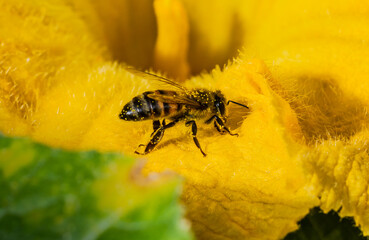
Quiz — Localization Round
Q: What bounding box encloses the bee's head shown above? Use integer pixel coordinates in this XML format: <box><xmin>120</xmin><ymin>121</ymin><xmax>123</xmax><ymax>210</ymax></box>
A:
<box><xmin>214</xmin><ymin>91</ymin><xmax>250</xmax><ymax>122</ymax></box>
<box><xmin>214</xmin><ymin>90</ymin><xmax>227</xmax><ymax>119</ymax></box>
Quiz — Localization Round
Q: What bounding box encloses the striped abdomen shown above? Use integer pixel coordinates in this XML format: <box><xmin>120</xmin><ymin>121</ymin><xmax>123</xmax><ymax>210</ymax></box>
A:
<box><xmin>119</xmin><ymin>90</ymin><xmax>183</xmax><ymax>121</ymax></box>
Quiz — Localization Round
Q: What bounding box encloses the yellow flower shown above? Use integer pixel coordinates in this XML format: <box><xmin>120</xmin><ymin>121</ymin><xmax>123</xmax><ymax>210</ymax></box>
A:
<box><xmin>1</xmin><ymin>0</ymin><xmax>369</xmax><ymax>239</ymax></box>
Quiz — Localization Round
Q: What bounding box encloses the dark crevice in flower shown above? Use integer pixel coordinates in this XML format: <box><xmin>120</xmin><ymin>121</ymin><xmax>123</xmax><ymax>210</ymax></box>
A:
<box><xmin>95</xmin><ymin>0</ymin><xmax>158</xmax><ymax>70</ymax></box>
<box><xmin>285</xmin><ymin>75</ymin><xmax>369</xmax><ymax>143</ymax></box>
<box><xmin>188</xmin><ymin>13</ymin><xmax>245</xmax><ymax>76</ymax></box>
<box><xmin>98</xmin><ymin>1</ymin><xmax>245</xmax><ymax>80</ymax></box>
<box><xmin>284</xmin><ymin>207</ymin><xmax>365</xmax><ymax>240</ymax></box>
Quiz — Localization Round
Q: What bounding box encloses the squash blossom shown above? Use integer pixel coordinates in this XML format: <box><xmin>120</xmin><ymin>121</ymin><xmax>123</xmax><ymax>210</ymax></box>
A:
<box><xmin>1</xmin><ymin>0</ymin><xmax>369</xmax><ymax>239</ymax></box>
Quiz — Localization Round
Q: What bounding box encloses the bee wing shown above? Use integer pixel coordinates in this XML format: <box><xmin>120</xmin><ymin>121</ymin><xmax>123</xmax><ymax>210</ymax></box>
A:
<box><xmin>146</xmin><ymin>92</ymin><xmax>202</xmax><ymax>108</ymax></box>
<box><xmin>126</xmin><ymin>67</ymin><xmax>188</xmax><ymax>92</ymax></box>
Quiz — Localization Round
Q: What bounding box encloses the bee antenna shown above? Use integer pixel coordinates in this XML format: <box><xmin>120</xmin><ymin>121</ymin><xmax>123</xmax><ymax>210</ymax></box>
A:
<box><xmin>227</xmin><ymin>100</ymin><xmax>249</xmax><ymax>109</ymax></box>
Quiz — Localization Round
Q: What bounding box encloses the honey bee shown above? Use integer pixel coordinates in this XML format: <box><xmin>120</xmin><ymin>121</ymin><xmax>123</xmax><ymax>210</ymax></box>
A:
<box><xmin>119</xmin><ymin>68</ymin><xmax>249</xmax><ymax>157</ymax></box>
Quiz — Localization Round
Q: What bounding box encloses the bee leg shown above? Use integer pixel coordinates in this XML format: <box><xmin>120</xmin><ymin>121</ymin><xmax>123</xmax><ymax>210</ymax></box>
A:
<box><xmin>135</xmin><ymin>118</ymin><xmax>182</xmax><ymax>155</ymax></box>
<box><xmin>151</xmin><ymin>120</ymin><xmax>161</xmax><ymax>136</ymax></box>
<box><xmin>214</xmin><ymin>116</ymin><xmax>238</xmax><ymax>136</ymax></box>
<box><xmin>163</xmin><ymin>117</ymin><xmax>181</xmax><ymax>129</ymax></box>
<box><xmin>136</xmin><ymin>120</ymin><xmax>165</xmax><ymax>155</ymax></box>
<box><xmin>185</xmin><ymin>120</ymin><xmax>207</xmax><ymax>157</ymax></box>
<box><xmin>135</xmin><ymin>125</ymin><xmax>165</xmax><ymax>155</ymax></box>
<box><xmin>205</xmin><ymin>115</ymin><xmax>216</xmax><ymax>124</ymax></box>
<box><xmin>214</xmin><ymin>121</ymin><xmax>226</xmax><ymax>135</ymax></box>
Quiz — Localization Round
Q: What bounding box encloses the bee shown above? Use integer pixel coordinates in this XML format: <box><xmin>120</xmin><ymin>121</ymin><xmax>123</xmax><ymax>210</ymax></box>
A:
<box><xmin>119</xmin><ymin>68</ymin><xmax>249</xmax><ymax>157</ymax></box>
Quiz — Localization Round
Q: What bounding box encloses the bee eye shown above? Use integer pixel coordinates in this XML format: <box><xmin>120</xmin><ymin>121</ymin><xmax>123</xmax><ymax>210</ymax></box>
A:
<box><xmin>215</xmin><ymin>101</ymin><xmax>225</xmax><ymax>116</ymax></box>
<box><xmin>220</xmin><ymin>102</ymin><xmax>225</xmax><ymax>115</ymax></box>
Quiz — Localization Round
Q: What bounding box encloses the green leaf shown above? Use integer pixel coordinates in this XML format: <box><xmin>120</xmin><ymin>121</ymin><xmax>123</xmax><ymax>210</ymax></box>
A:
<box><xmin>284</xmin><ymin>207</ymin><xmax>366</xmax><ymax>240</ymax></box>
<box><xmin>0</xmin><ymin>135</ymin><xmax>193</xmax><ymax>240</ymax></box>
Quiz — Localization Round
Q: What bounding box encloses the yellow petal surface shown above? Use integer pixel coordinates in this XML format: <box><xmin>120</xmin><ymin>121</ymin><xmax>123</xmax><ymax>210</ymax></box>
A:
<box><xmin>80</xmin><ymin>0</ymin><xmax>157</xmax><ymax>69</ymax></box>
<box><xmin>0</xmin><ymin>0</ymin><xmax>106</xmax><ymax>137</ymax></box>
<box><xmin>302</xmin><ymin>131</ymin><xmax>369</xmax><ymax>235</ymax></box>
<box><xmin>180</xmin><ymin>0</ymin><xmax>246</xmax><ymax>74</ymax></box>
<box><xmin>240</xmin><ymin>0</ymin><xmax>369</xmax><ymax>141</ymax></box>
<box><xmin>153</xmin><ymin>0</ymin><xmax>190</xmax><ymax>81</ymax></box>
<box><xmin>237</xmin><ymin>0</ymin><xmax>369</xmax><ymax>234</ymax></box>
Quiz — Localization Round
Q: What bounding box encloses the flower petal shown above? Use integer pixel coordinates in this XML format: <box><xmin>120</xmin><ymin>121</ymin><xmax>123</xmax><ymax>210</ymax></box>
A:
<box><xmin>153</xmin><ymin>0</ymin><xmax>190</xmax><ymax>81</ymax></box>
